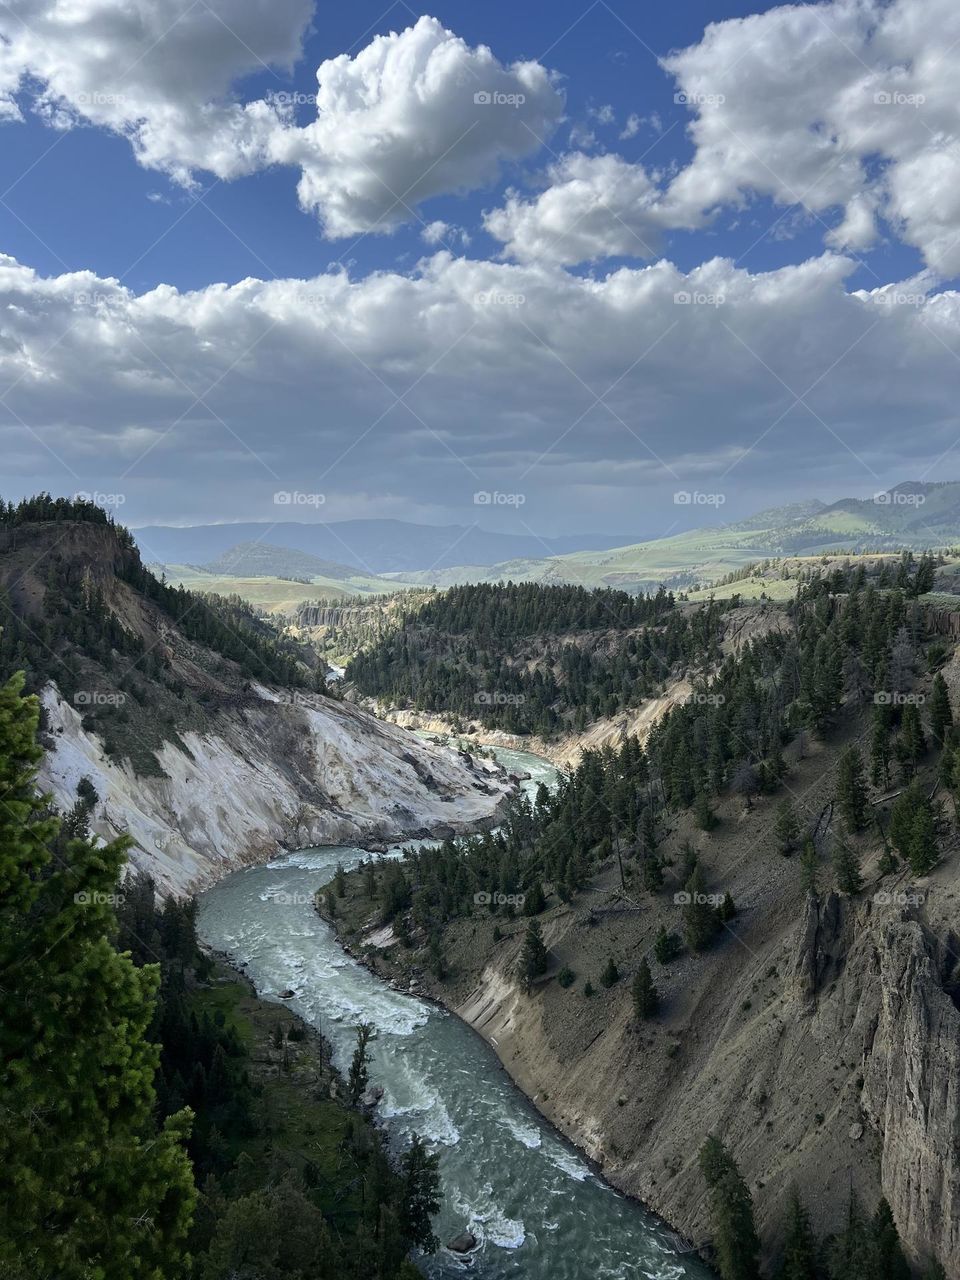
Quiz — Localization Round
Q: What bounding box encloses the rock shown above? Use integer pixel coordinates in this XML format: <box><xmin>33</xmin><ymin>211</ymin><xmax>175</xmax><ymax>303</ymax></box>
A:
<box><xmin>446</xmin><ymin>1231</ymin><xmax>477</xmax><ymax>1254</ymax></box>
<box><xmin>849</xmin><ymin>1123</ymin><xmax>864</xmax><ymax>1141</ymax></box>
<box><xmin>361</xmin><ymin>1085</ymin><xmax>385</xmax><ymax>1107</ymax></box>
<box><xmin>278</xmin><ymin>989</ymin><xmax>296</xmax><ymax>999</ymax></box>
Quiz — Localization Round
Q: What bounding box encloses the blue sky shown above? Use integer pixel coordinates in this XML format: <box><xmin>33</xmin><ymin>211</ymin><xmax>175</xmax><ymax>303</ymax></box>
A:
<box><xmin>0</xmin><ymin>0</ymin><xmax>958</xmax><ymax>538</ymax></box>
<box><xmin>0</xmin><ymin>0</ymin><xmax>925</xmax><ymax>293</ymax></box>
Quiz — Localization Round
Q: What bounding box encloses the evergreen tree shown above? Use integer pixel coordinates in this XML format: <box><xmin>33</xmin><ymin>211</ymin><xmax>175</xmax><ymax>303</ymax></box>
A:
<box><xmin>398</xmin><ymin>1133</ymin><xmax>442</xmax><ymax>1254</ymax></box>
<box><xmin>897</xmin><ymin>703</ymin><xmax>926</xmax><ymax>772</ymax></box>
<box><xmin>517</xmin><ymin>919</ymin><xmax>548</xmax><ymax>989</ymax></box>
<box><xmin>774</xmin><ymin>798</ymin><xmax>800</xmax><ymax>855</ymax></box>
<box><xmin>833</xmin><ymin>838</ymin><xmax>863</xmax><ymax>895</ymax></box>
<box><xmin>654</xmin><ymin>925</ymin><xmax>683</xmax><ymax>964</ymax></box>
<box><xmin>870</xmin><ymin>707</ymin><xmax>893</xmax><ymax>789</ymax></box>
<box><xmin>632</xmin><ymin>958</ymin><xmax>659</xmax><ymax>1019</ymax></box>
<box><xmin>907</xmin><ymin>800</ymin><xmax>938</xmax><ymax>876</ymax></box>
<box><xmin>836</xmin><ymin>747</ymin><xmax>868</xmax><ymax>831</ymax></box>
<box><xmin>775</xmin><ymin>1188</ymin><xmax>818</xmax><ymax>1280</ymax></box>
<box><xmin>600</xmin><ymin>956</ymin><xmax>620</xmax><ymax>988</ymax></box>
<box><xmin>799</xmin><ymin>838</ymin><xmax>821</xmax><ymax>895</ymax></box>
<box><xmin>699</xmin><ymin>1136</ymin><xmax>761</xmax><ymax>1280</ymax></box>
<box><xmin>929</xmin><ymin>672</ymin><xmax>953</xmax><ymax>746</ymax></box>
<box><xmin>348</xmin><ymin>1022</ymin><xmax>373</xmax><ymax>1106</ymax></box>
<box><xmin>870</xmin><ymin>1197</ymin><xmax>910</xmax><ymax>1280</ymax></box>
<box><xmin>684</xmin><ymin>866</ymin><xmax>719</xmax><ymax>951</ymax></box>
<box><xmin>0</xmin><ymin>672</ymin><xmax>195</xmax><ymax>1277</ymax></box>
<box><xmin>828</xmin><ymin>1194</ymin><xmax>872</xmax><ymax>1280</ymax></box>
<box><xmin>334</xmin><ymin>862</ymin><xmax>348</xmax><ymax>897</ymax></box>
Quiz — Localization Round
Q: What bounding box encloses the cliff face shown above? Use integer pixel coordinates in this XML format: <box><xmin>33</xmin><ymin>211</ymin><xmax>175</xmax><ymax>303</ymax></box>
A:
<box><xmin>424</xmin><ymin>891</ymin><xmax>959</xmax><ymax>1279</ymax></box>
<box><xmin>39</xmin><ymin>682</ymin><xmax>514</xmax><ymax>898</ymax></box>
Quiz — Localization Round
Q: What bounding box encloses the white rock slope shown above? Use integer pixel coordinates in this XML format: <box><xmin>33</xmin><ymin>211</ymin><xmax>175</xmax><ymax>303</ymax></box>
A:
<box><xmin>40</xmin><ymin>683</ymin><xmax>513</xmax><ymax>896</ymax></box>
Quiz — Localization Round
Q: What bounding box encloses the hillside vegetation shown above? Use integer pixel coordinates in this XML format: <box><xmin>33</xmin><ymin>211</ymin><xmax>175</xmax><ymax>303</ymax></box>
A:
<box><xmin>331</xmin><ymin>559</ymin><xmax>960</xmax><ymax>1278</ymax></box>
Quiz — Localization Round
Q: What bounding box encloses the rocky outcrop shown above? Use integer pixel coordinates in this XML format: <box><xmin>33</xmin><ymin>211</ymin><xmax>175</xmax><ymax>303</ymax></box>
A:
<box><xmin>38</xmin><ymin>682</ymin><xmax>514</xmax><ymax>897</ymax></box>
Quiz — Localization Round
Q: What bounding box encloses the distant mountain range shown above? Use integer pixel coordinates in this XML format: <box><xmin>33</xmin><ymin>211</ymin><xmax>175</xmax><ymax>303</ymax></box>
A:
<box><xmin>133</xmin><ymin>519</ymin><xmax>635</xmax><ymax>575</ymax></box>
<box><xmin>140</xmin><ymin>482</ymin><xmax>960</xmax><ymax>601</ymax></box>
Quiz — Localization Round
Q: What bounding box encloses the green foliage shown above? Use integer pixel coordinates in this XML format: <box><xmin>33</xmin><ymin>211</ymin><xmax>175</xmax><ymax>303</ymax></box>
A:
<box><xmin>348</xmin><ymin>1024</ymin><xmax>373</xmax><ymax>1106</ymax></box>
<box><xmin>518</xmin><ymin>919</ymin><xmax>548</xmax><ymax>989</ymax></box>
<box><xmin>0</xmin><ymin>673</ymin><xmax>196</xmax><ymax>1278</ymax></box>
<box><xmin>346</xmin><ymin>582</ymin><xmax>726</xmax><ymax>735</ymax></box>
<box><xmin>600</xmin><ymin>956</ymin><xmax>620</xmax><ymax>988</ymax></box>
<box><xmin>397</xmin><ymin>1134</ymin><xmax>442</xmax><ymax>1254</ymax></box>
<box><xmin>632</xmin><ymin>959</ymin><xmax>659</xmax><ymax>1019</ymax></box>
<box><xmin>832</xmin><ymin>838</ymin><xmax>864</xmax><ymax>895</ymax></box>
<box><xmin>683</xmin><ymin>866</ymin><xmax>719</xmax><ymax>952</ymax></box>
<box><xmin>774</xmin><ymin>798</ymin><xmax>800</xmax><ymax>854</ymax></box>
<box><xmin>836</xmin><ymin>747</ymin><xmax>869</xmax><ymax>831</ymax></box>
<box><xmin>698</xmin><ymin>1136</ymin><xmax>761</xmax><ymax>1280</ymax></box>
<box><xmin>929</xmin><ymin>672</ymin><xmax>953</xmax><ymax>745</ymax></box>
<box><xmin>799</xmin><ymin>838</ymin><xmax>821</xmax><ymax>895</ymax></box>
<box><xmin>557</xmin><ymin>965</ymin><xmax>576</xmax><ymax>988</ymax></box>
<box><xmin>654</xmin><ymin>925</ymin><xmax>683</xmax><ymax>964</ymax></box>
<box><xmin>775</xmin><ymin>1189</ymin><xmax>818</xmax><ymax>1280</ymax></box>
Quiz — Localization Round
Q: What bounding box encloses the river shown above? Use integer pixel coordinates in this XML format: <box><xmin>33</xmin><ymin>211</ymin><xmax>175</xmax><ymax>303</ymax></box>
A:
<box><xmin>197</xmin><ymin>745</ymin><xmax>711</xmax><ymax>1280</ymax></box>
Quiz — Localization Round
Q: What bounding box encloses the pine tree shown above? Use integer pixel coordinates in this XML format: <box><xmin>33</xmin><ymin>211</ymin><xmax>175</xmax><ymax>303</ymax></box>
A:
<box><xmin>828</xmin><ymin>1194</ymin><xmax>872</xmax><ymax>1280</ymax></box>
<box><xmin>929</xmin><ymin>672</ymin><xmax>953</xmax><ymax>746</ymax></box>
<box><xmin>684</xmin><ymin>865</ymin><xmax>719</xmax><ymax>951</ymax></box>
<box><xmin>334</xmin><ymin>862</ymin><xmax>347</xmax><ymax>897</ymax></box>
<box><xmin>0</xmin><ymin>672</ymin><xmax>195</xmax><ymax>1276</ymax></box>
<box><xmin>836</xmin><ymin>746</ymin><xmax>869</xmax><ymax>831</ymax></box>
<box><xmin>774</xmin><ymin>798</ymin><xmax>800</xmax><ymax>855</ymax></box>
<box><xmin>776</xmin><ymin>1188</ymin><xmax>818</xmax><ymax>1280</ymax></box>
<box><xmin>907</xmin><ymin>801</ymin><xmax>937</xmax><ymax>876</ymax></box>
<box><xmin>348</xmin><ymin>1022</ymin><xmax>373</xmax><ymax>1105</ymax></box>
<box><xmin>699</xmin><ymin>1136</ymin><xmax>761</xmax><ymax>1280</ymax></box>
<box><xmin>897</xmin><ymin>703</ymin><xmax>926</xmax><ymax>772</ymax></box>
<box><xmin>398</xmin><ymin>1133</ymin><xmax>442</xmax><ymax>1254</ymax></box>
<box><xmin>517</xmin><ymin>919</ymin><xmax>548</xmax><ymax>989</ymax></box>
<box><xmin>600</xmin><ymin>956</ymin><xmax>620</xmax><ymax>988</ymax></box>
<box><xmin>871</xmin><ymin>1197</ymin><xmax>910</xmax><ymax>1280</ymax></box>
<box><xmin>694</xmin><ymin>791</ymin><xmax>717</xmax><ymax>831</ymax></box>
<box><xmin>833</xmin><ymin>838</ymin><xmax>863</xmax><ymax>895</ymax></box>
<box><xmin>799</xmin><ymin>838</ymin><xmax>821</xmax><ymax>895</ymax></box>
<box><xmin>654</xmin><ymin>925</ymin><xmax>683</xmax><ymax>964</ymax></box>
<box><xmin>870</xmin><ymin>707</ymin><xmax>893</xmax><ymax>789</ymax></box>
<box><xmin>632</xmin><ymin>958</ymin><xmax>659</xmax><ymax>1019</ymax></box>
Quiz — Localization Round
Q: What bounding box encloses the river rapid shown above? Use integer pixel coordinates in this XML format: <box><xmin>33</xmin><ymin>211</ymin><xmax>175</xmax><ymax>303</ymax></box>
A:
<box><xmin>197</xmin><ymin>745</ymin><xmax>711</xmax><ymax>1280</ymax></box>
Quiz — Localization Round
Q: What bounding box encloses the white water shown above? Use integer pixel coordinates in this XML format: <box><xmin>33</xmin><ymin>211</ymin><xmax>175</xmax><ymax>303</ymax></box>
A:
<box><xmin>197</xmin><ymin>746</ymin><xmax>710</xmax><ymax>1280</ymax></box>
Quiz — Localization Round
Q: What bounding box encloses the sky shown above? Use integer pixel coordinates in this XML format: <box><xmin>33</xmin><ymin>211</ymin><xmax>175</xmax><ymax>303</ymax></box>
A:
<box><xmin>1</xmin><ymin>0</ymin><xmax>960</xmax><ymax>546</ymax></box>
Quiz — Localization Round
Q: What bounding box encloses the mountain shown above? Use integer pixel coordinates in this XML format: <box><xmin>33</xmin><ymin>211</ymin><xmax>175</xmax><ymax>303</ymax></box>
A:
<box><xmin>393</xmin><ymin>481</ymin><xmax>960</xmax><ymax>594</ymax></box>
<box><xmin>0</xmin><ymin>497</ymin><xmax>513</xmax><ymax>894</ymax></box>
<box><xmin>199</xmin><ymin>541</ymin><xmax>382</xmax><ymax>582</ymax></box>
<box><xmin>133</xmin><ymin>519</ymin><xmax>636</xmax><ymax>575</ymax></box>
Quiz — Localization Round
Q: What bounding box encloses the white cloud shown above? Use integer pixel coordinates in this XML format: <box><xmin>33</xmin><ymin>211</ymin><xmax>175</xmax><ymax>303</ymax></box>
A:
<box><xmin>421</xmin><ymin>220</ymin><xmax>471</xmax><ymax>248</ymax></box>
<box><xmin>274</xmin><ymin>16</ymin><xmax>563</xmax><ymax>237</ymax></box>
<box><xmin>661</xmin><ymin>0</ymin><xmax>960</xmax><ymax>274</ymax></box>
<box><xmin>0</xmin><ymin>0</ymin><xmax>312</xmax><ymax>183</ymax></box>
<box><xmin>620</xmin><ymin>113</ymin><xmax>641</xmax><ymax>140</ymax></box>
<box><xmin>0</xmin><ymin>9</ymin><xmax>563</xmax><ymax>236</ymax></box>
<box><xmin>485</xmin><ymin>152</ymin><xmax>685</xmax><ymax>265</ymax></box>
<box><xmin>2</xmin><ymin>249</ymin><xmax>960</xmax><ymax>528</ymax></box>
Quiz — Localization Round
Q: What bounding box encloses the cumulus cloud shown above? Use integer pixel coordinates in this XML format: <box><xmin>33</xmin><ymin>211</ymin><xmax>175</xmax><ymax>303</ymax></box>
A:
<box><xmin>485</xmin><ymin>153</ymin><xmax>685</xmax><ymax>264</ymax></box>
<box><xmin>274</xmin><ymin>16</ymin><xmax>564</xmax><ymax>237</ymax></box>
<box><xmin>662</xmin><ymin>0</ymin><xmax>960</xmax><ymax>274</ymax></box>
<box><xmin>0</xmin><ymin>8</ymin><xmax>563</xmax><ymax>235</ymax></box>
<box><xmin>0</xmin><ymin>0</ymin><xmax>312</xmax><ymax>183</ymax></box>
<box><xmin>2</xmin><ymin>249</ymin><xmax>959</xmax><ymax>529</ymax></box>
